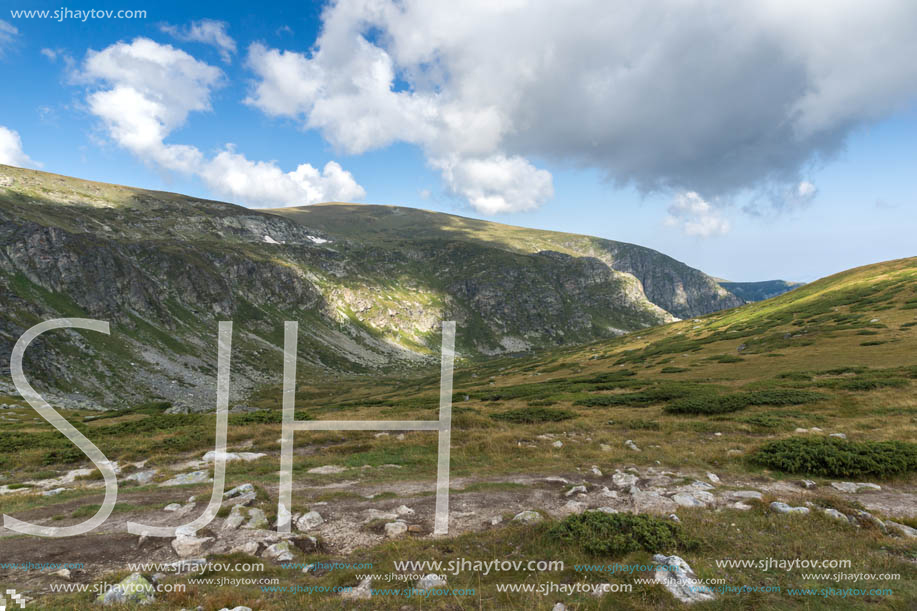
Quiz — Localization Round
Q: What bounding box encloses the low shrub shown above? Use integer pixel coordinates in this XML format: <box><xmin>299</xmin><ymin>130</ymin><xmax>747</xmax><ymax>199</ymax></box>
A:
<box><xmin>550</xmin><ymin>511</ymin><xmax>690</xmax><ymax>557</ymax></box>
<box><xmin>751</xmin><ymin>437</ymin><xmax>917</xmax><ymax>478</ymax></box>
<box><xmin>665</xmin><ymin>389</ymin><xmax>825</xmax><ymax>415</ymax></box>
<box><xmin>490</xmin><ymin>407</ymin><xmax>576</xmax><ymax>424</ymax></box>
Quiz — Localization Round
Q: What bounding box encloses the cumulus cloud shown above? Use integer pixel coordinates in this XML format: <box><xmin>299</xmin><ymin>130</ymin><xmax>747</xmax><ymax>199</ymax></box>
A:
<box><xmin>160</xmin><ymin>19</ymin><xmax>236</xmax><ymax>63</ymax></box>
<box><xmin>0</xmin><ymin>126</ymin><xmax>38</xmax><ymax>167</ymax></box>
<box><xmin>200</xmin><ymin>147</ymin><xmax>364</xmax><ymax>206</ymax></box>
<box><xmin>432</xmin><ymin>155</ymin><xmax>552</xmax><ymax>214</ymax></box>
<box><xmin>80</xmin><ymin>38</ymin><xmax>364</xmax><ymax>207</ymax></box>
<box><xmin>665</xmin><ymin>192</ymin><xmax>730</xmax><ymax>238</ymax></box>
<box><xmin>0</xmin><ymin>19</ymin><xmax>18</xmax><ymax>57</ymax></box>
<box><xmin>244</xmin><ymin>0</ymin><xmax>917</xmax><ymax>214</ymax></box>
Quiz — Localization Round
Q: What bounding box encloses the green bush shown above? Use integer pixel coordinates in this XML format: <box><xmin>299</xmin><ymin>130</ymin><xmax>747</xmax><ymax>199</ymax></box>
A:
<box><xmin>751</xmin><ymin>437</ymin><xmax>917</xmax><ymax>478</ymax></box>
<box><xmin>550</xmin><ymin>511</ymin><xmax>689</xmax><ymax>556</ymax></box>
<box><xmin>659</xmin><ymin>367</ymin><xmax>688</xmax><ymax>373</ymax></box>
<box><xmin>665</xmin><ymin>389</ymin><xmax>825</xmax><ymax>415</ymax></box>
<box><xmin>490</xmin><ymin>407</ymin><xmax>576</xmax><ymax>424</ymax></box>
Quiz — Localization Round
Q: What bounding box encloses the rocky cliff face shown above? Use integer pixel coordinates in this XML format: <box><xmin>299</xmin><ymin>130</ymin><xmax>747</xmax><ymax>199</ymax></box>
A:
<box><xmin>0</xmin><ymin>165</ymin><xmax>742</xmax><ymax>409</ymax></box>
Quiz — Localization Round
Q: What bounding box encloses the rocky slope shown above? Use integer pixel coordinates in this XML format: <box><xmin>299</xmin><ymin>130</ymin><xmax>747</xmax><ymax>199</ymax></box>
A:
<box><xmin>0</xmin><ymin>165</ymin><xmax>742</xmax><ymax>409</ymax></box>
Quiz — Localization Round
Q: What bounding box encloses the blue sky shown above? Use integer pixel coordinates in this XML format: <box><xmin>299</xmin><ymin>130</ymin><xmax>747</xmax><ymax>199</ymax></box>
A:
<box><xmin>1</xmin><ymin>0</ymin><xmax>915</xmax><ymax>283</ymax></box>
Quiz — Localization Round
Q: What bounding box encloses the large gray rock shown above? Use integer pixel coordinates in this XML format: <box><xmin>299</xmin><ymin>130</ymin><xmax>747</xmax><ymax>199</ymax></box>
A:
<box><xmin>342</xmin><ymin>576</ymin><xmax>372</xmax><ymax>600</ymax></box>
<box><xmin>770</xmin><ymin>502</ymin><xmax>809</xmax><ymax>515</ymax></box>
<box><xmin>172</xmin><ymin>534</ymin><xmax>213</xmax><ymax>558</ymax></box>
<box><xmin>631</xmin><ymin>487</ymin><xmax>677</xmax><ymax>515</ymax></box>
<box><xmin>653</xmin><ymin>555</ymin><xmax>716</xmax><ymax>603</ymax></box>
<box><xmin>512</xmin><ymin>510</ymin><xmax>542</xmax><ymax>524</ymax></box>
<box><xmin>886</xmin><ymin>521</ymin><xmax>917</xmax><ymax>538</ymax></box>
<box><xmin>262</xmin><ymin>541</ymin><xmax>294</xmax><ymax>562</ymax></box>
<box><xmin>296</xmin><ymin>511</ymin><xmax>324</xmax><ymax>532</ymax></box>
<box><xmin>160</xmin><ymin>471</ymin><xmax>211</xmax><ymax>487</ymax></box>
<box><xmin>96</xmin><ymin>572</ymin><xmax>155</xmax><ymax>605</ymax></box>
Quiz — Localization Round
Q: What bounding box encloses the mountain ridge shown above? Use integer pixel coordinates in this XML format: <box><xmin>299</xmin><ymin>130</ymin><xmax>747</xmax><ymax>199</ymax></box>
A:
<box><xmin>1</xmin><ymin>164</ymin><xmax>741</xmax><ymax>409</ymax></box>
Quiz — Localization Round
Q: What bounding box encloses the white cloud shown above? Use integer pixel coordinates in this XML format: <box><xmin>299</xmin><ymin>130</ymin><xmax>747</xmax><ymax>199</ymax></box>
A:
<box><xmin>244</xmin><ymin>0</ymin><xmax>917</xmax><ymax>214</ymax></box>
<box><xmin>160</xmin><ymin>19</ymin><xmax>236</xmax><ymax>63</ymax></box>
<box><xmin>666</xmin><ymin>192</ymin><xmax>731</xmax><ymax>238</ymax></box>
<box><xmin>200</xmin><ymin>147</ymin><xmax>365</xmax><ymax>207</ymax></box>
<box><xmin>432</xmin><ymin>155</ymin><xmax>552</xmax><ymax>215</ymax></box>
<box><xmin>0</xmin><ymin>126</ymin><xmax>38</xmax><ymax>167</ymax></box>
<box><xmin>80</xmin><ymin>38</ymin><xmax>364</xmax><ymax>207</ymax></box>
<box><xmin>0</xmin><ymin>19</ymin><xmax>18</xmax><ymax>57</ymax></box>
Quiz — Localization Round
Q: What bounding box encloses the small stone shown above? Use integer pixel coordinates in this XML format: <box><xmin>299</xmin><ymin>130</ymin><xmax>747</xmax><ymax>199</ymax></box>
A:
<box><xmin>591</xmin><ymin>465</ymin><xmax>603</xmax><ymax>477</ymax></box>
<box><xmin>552</xmin><ymin>603</ymin><xmax>567</xmax><ymax>611</ymax></box>
<box><xmin>823</xmin><ymin>508</ymin><xmax>847</xmax><ymax>521</ymax></box>
<box><xmin>407</xmin><ymin>524</ymin><xmax>423</xmax><ymax>533</ymax></box>
<box><xmin>42</xmin><ymin>488</ymin><xmax>66</xmax><ymax>496</ymax></box>
<box><xmin>51</xmin><ymin>568</ymin><xmax>71</xmax><ymax>580</ymax></box>
<box><xmin>794</xmin><ymin>428</ymin><xmax>809</xmax><ymax>434</ymax></box>
<box><xmin>552</xmin><ymin>440</ymin><xmax>564</xmax><ymax>448</ymax></box>
<box><xmin>565</xmin><ymin>485</ymin><xmax>587</xmax><ymax>497</ymax></box>
<box><xmin>810</xmin><ymin>427</ymin><xmax>823</xmax><ymax>433</ymax></box>
<box><xmin>829</xmin><ymin>433</ymin><xmax>847</xmax><ymax>439</ymax></box>
<box><xmin>384</xmin><ymin>521</ymin><xmax>408</xmax><ymax>537</ymax></box>
<box><xmin>164</xmin><ymin>503</ymin><xmax>183</xmax><ymax>512</ymax></box>
<box><xmin>512</xmin><ymin>510</ymin><xmax>542</xmax><ymax>524</ymax></box>
<box><xmin>770</xmin><ymin>501</ymin><xmax>809</xmax><ymax>515</ymax></box>
<box><xmin>668</xmin><ymin>513</ymin><xmax>681</xmax><ymax>523</ymax></box>
<box><xmin>417</xmin><ymin>574</ymin><xmax>447</xmax><ymax>591</ymax></box>
<box><xmin>798</xmin><ymin>479</ymin><xmax>817</xmax><ymax>490</ymax></box>
<box><xmin>732</xmin><ymin>502</ymin><xmax>752</xmax><ymax>511</ymax></box>
<box><xmin>490</xmin><ymin>516</ymin><xmax>503</xmax><ymax>525</ymax></box>
<box><xmin>396</xmin><ymin>505</ymin><xmax>415</xmax><ymax>516</ymax></box>
<box><xmin>706</xmin><ymin>472</ymin><xmax>720</xmax><ymax>484</ymax></box>
<box><xmin>624</xmin><ymin>439</ymin><xmax>641</xmax><ymax>452</ymax></box>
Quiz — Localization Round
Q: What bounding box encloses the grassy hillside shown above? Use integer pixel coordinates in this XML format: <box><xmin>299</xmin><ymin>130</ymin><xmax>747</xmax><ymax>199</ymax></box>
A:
<box><xmin>0</xmin><ymin>165</ymin><xmax>741</xmax><ymax>410</ymax></box>
<box><xmin>1</xmin><ymin>257</ymin><xmax>915</xmax><ymax>609</ymax></box>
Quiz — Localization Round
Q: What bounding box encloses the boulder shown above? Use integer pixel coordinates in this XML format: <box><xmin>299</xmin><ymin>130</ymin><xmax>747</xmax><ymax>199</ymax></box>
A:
<box><xmin>262</xmin><ymin>541</ymin><xmax>295</xmax><ymax>562</ymax></box>
<box><xmin>886</xmin><ymin>521</ymin><xmax>917</xmax><ymax>539</ymax></box>
<box><xmin>770</xmin><ymin>502</ymin><xmax>809</xmax><ymax>515</ymax></box>
<box><xmin>653</xmin><ymin>555</ymin><xmax>716</xmax><ymax>603</ymax></box>
<box><xmin>296</xmin><ymin>511</ymin><xmax>324</xmax><ymax>532</ymax></box>
<box><xmin>172</xmin><ymin>534</ymin><xmax>213</xmax><ymax>558</ymax></box>
<box><xmin>342</xmin><ymin>577</ymin><xmax>372</xmax><ymax>600</ymax></box>
<box><xmin>512</xmin><ymin>510</ymin><xmax>542</xmax><ymax>524</ymax></box>
<box><xmin>384</xmin><ymin>521</ymin><xmax>408</xmax><ymax>537</ymax></box>
<box><xmin>96</xmin><ymin>572</ymin><xmax>155</xmax><ymax>606</ymax></box>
